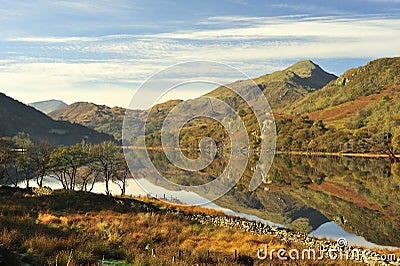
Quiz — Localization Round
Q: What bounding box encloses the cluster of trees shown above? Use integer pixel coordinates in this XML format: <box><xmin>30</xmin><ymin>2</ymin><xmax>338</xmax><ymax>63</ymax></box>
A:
<box><xmin>273</xmin><ymin>114</ymin><xmax>400</xmax><ymax>158</ymax></box>
<box><xmin>0</xmin><ymin>133</ymin><xmax>131</xmax><ymax>195</ymax></box>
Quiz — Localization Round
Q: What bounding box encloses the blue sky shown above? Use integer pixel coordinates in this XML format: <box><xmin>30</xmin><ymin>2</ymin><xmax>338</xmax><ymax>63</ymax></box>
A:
<box><xmin>1</xmin><ymin>0</ymin><xmax>400</xmax><ymax>108</ymax></box>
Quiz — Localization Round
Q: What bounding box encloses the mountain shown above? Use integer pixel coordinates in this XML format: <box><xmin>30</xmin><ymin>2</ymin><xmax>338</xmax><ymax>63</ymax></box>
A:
<box><xmin>48</xmin><ymin>60</ymin><xmax>336</xmax><ymax>141</ymax></box>
<box><xmin>207</xmin><ymin>60</ymin><xmax>337</xmax><ymax>108</ymax></box>
<box><xmin>274</xmin><ymin>57</ymin><xmax>400</xmax><ymax>152</ymax></box>
<box><xmin>256</xmin><ymin>60</ymin><xmax>338</xmax><ymax>106</ymax></box>
<box><xmin>48</xmin><ymin>102</ymin><xmax>129</xmax><ymax>141</ymax></box>
<box><xmin>29</xmin><ymin>99</ymin><xmax>68</xmax><ymax>114</ymax></box>
<box><xmin>139</xmin><ymin>57</ymin><xmax>400</xmax><ymax>154</ymax></box>
<box><xmin>289</xmin><ymin>57</ymin><xmax>400</xmax><ymax>117</ymax></box>
<box><xmin>0</xmin><ymin>93</ymin><xmax>114</xmax><ymax>145</ymax></box>
<box><xmin>45</xmin><ymin>58</ymin><xmax>400</xmax><ymax>153</ymax></box>
<box><xmin>140</xmin><ymin>60</ymin><xmax>338</xmax><ymax>152</ymax></box>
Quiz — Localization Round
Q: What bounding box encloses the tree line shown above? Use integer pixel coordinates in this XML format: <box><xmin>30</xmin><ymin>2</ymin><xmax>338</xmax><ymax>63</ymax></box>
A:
<box><xmin>0</xmin><ymin>132</ymin><xmax>131</xmax><ymax>195</ymax></box>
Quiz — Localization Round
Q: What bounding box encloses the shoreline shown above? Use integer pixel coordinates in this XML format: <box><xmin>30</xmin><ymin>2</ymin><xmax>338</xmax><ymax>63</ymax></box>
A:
<box><xmin>124</xmin><ymin>146</ymin><xmax>399</xmax><ymax>160</ymax></box>
<box><xmin>276</xmin><ymin>151</ymin><xmax>399</xmax><ymax>159</ymax></box>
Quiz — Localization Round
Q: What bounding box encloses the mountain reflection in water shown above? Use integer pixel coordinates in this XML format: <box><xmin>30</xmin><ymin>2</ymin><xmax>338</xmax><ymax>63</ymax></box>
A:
<box><xmin>125</xmin><ymin>149</ymin><xmax>400</xmax><ymax>248</ymax></box>
<box><xmin>16</xmin><ymin>152</ymin><xmax>400</xmax><ymax>249</ymax></box>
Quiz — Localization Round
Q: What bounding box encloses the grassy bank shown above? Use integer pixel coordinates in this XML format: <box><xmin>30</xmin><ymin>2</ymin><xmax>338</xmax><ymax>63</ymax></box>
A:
<box><xmin>0</xmin><ymin>186</ymin><xmax>392</xmax><ymax>265</ymax></box>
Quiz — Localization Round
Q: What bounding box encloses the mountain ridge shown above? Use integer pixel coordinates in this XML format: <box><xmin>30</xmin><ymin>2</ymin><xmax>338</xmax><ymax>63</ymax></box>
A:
<box><xmin>48</xmin><ymin>60</ymin><xmax>336</xmax><ymax>141</ymax></box>
<box><xmin>29</xmin><ymin>99</ymin><xmax>68</xmax><ymax>114</ymax></box>
<box><xmin>207</xmin><ymin>59</ymin><xmax>337</xmax><ymax>108</ymax></box>
<box><xmin>45</xmin><ymin>57</ymin><xmax>400</xmax><ymax>153</ymax></box>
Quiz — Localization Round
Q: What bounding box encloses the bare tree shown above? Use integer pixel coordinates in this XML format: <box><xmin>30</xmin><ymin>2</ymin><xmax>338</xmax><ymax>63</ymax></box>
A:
<box><xmin>392</xmin><ymin>130</ymin><xmax>400</xmax><ymax>156</ymax></box>
<box><xmin>77</xmin><ymin>142</ymin><xmax>100</xmax><ymax>192</ymax></box>
<box><xmin>91</xmin><ymin>141</ymin><xmax>120</xmax><ymax>196</ymax></box>
<box><xmin>8</xmin><ymin>132</ymin><xmax>34</xmax><ymax>188</ymax></box>
<box><xmin>112</xmin><ymin>154</ymin><xmax>131</xmax><ymax>196</ymax></box>
<box><xmin>30</xmin><ymin>141</ymin><xmax>53</xmax><ymax>187</ymax></box>
<box><xmin>9</xmin><ymin>149</ymin><xmax>34</xmax><ymax>188</ymax></box>
<box><xmin>49</xmin><ymin>143</ymin><xmax>87</xmax><ymax>190</ymax></box>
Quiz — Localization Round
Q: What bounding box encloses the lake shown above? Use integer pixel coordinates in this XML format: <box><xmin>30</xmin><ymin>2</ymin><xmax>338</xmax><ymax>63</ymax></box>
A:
<box><xmin>20</xmin><ymin>153</ymin><xmax>400</xmax><ymax>250</ymax></box>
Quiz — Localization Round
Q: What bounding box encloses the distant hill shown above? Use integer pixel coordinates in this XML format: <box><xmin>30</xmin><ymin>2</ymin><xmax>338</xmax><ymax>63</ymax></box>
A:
<box><xmin>140</xmin><ymin>60</ymin><xmax>337</xmax><ymax>151</ymax></box>
<box><xmin>0</xmin><ymin>93</ymin><xmax>114</xmax><ymax>145</ymax></box>
<box><xmin>207</xmin><ymin>60</ymin><xmax>337</xmax><ymax>108</ymax></box>
<box><xmin>29</xmin><ymin>99</ymin><xmax>68</xmax><ymax>114</ymax></box>
<box><xmin>48</xmin><ymin>100</ymin><xmax>182</xmax><ymax>142</ymax></box>
<box><xmin>49</xmin><ymin>102</ymin><xmax>129</xmax><ymax>141</ymax></box>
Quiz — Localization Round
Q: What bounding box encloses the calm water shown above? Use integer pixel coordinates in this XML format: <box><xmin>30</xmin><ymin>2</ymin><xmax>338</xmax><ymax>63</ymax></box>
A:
<box><xmin>18</xmin><ymin>154</ymin><xmax>400</xmax><ymax>249</ymax></box>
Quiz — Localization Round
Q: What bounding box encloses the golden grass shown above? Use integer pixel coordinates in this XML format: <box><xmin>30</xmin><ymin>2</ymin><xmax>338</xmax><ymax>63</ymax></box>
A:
<box><xmin>0</xmin><ymin>227</ymin><xmax>19</xmax><ymax>248</ymax></box>
<box><xmin>37</xmin><ymin>212</ymin><xmax>61</xmax><ymax>224</ymax></box>
<box><xmin>0</xmin><ymin>188</ymin><xmax>394</xmax><ymax>265</ymax></box>
<box><xmin>372</xmin><ymin>247</ymin><xmax>400</xmax><ymax>258</ymax></box>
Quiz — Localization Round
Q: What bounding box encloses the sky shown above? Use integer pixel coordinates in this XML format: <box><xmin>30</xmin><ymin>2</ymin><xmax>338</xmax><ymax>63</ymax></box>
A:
<box><xmin>0</xmin><ymin>0</ymin><xmax>400</xmax><ymax>108</ymax></box>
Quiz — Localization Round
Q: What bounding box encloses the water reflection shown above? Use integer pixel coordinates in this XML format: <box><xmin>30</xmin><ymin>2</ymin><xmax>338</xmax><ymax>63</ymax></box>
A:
<box><xmin>9</xmin><ymin>152</ymin><xmax>400</xmax><ymax>248</ymax></box>
<box><xmin>216</xmin><ymin>155</ymin><xmax>400</xmax><ymax>247</ymax></box>
<box><xmin>124</xmin><ymin>149</ymin><xmax>400</xmax><ymax>247</ymax></box>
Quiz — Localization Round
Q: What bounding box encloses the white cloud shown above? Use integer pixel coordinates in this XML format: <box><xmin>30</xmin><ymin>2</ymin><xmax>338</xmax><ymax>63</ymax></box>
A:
<box><xmin>0</xmin><ymin>61</ymin><xmax>157</xmax><ymax>107</ymax></box>
<box><xmin>151</xmin><ymin>16</ymin><xmax>400</xmax><ymax>41</ymax></box>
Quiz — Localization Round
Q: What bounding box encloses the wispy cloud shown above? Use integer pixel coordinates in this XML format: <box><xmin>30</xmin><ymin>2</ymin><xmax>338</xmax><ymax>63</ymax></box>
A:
<box><xmin>270</xmin><ymin>3</ymin><xmax>335</xmax><ymax>13</ymax></box>
<box><xmin>7</xmin><ymin>36</ymin><xmax>103</xmax><ymax>43</ymax></box>
<box><xmin>151</xmin><ymin>16</ymin><xmax>400</xmax><ymax>41</ymax></box>
<box><xmin>56</xmin><ymin>0</ymin><xmax>127</xmax><ymax>14</ymax></box>
<box><xmin>9</xmin><ymin>15</ymin><xmax>400</xmax><ymax>55</ymax></box>
<box><xmin>1</xmin><ymin>12</ymin><xmax>400</xmax><ymax>107</ymax></box>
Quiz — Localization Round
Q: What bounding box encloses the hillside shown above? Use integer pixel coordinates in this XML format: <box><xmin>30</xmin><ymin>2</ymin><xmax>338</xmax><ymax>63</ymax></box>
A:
<box><xmin>256</xmin><ymin>60</ymin><xmax>338</xmax><ymax>106</ymax></box>
<box><xmin>0</xmin><ymin>186</ymin><xmax>394</xmax><ymax>265</ymax></box>
<box><xmin>274</xmin><ymin>57</ymin><xmax>400</xmax><ymax>153</ymax></box>
<box><xmin>0</xmin><ymin>93</ymin><xmax>113</xmax><ymax>145</ymax></box>
<box><xmin>49</xmin><ymin>102</ymin><xmax>129</xmax><ymax>141</ymax></box>
<box><xmin>287</xmin><ymin>57</ymin><xmax>400</xmax><ymax>132</ymax></box>
<box><xmin>288</xmin><ymin>57</ymin><xmax>400</xmax><ymax>116</ymax></box>
<box><xmin>207</xmin><ymin>60</ymin><xmax>337</xmax><ymax>108</ymax></box>
<box><xmin>29</xmin><ymin>99</ymin><xmax>67</xmax><ymax>114</ymax></box>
